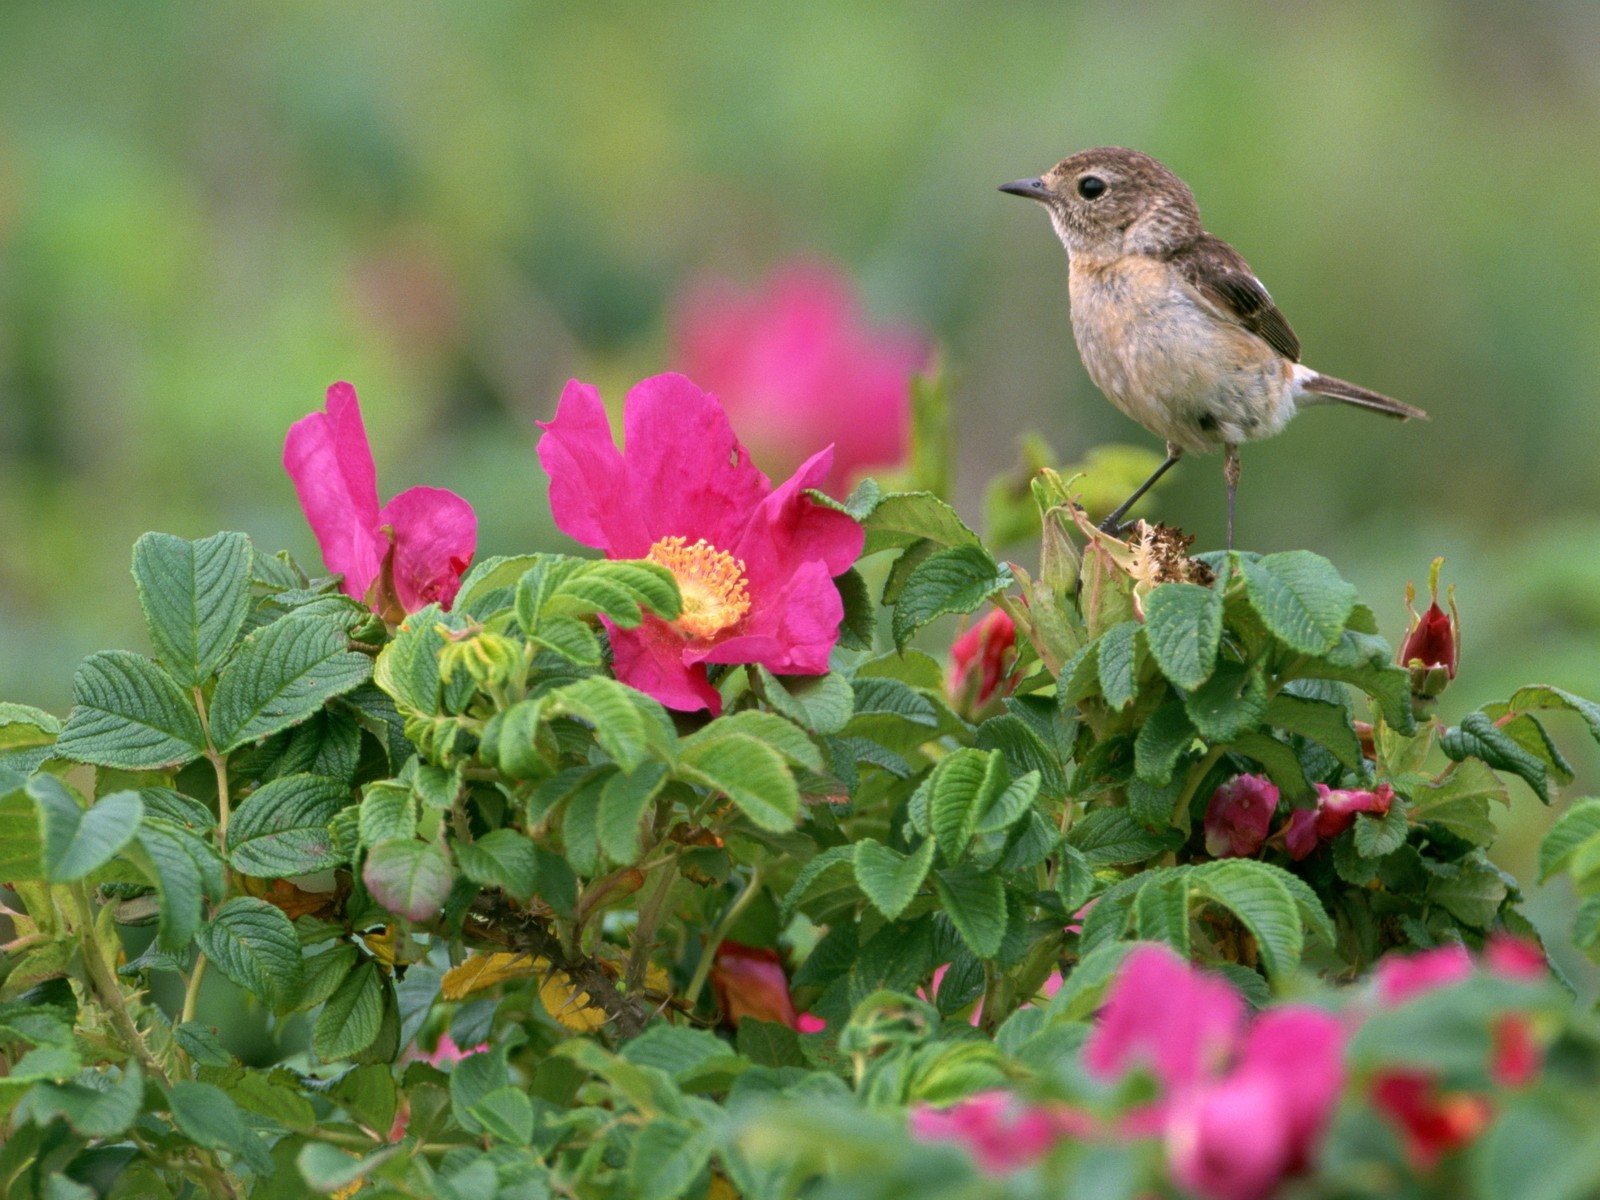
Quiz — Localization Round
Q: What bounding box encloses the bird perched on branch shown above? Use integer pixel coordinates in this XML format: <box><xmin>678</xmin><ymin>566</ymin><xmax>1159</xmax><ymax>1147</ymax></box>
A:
<box><xmin>1001</xmin><ymin>147</ymin><xmax>1426</xmax><ymax>547</ymax></box>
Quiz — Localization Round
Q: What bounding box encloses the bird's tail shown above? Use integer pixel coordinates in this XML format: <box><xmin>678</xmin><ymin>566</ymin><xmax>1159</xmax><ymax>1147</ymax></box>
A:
<box><xmin>1292</xmin><ymin>365</ymin><xmax>1428</xmax><ymax>421</ymax></box>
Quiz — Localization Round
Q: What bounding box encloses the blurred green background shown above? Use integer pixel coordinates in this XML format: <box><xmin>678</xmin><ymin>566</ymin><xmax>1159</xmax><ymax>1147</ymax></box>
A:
<box><xmin>4</xmin><ymin>2</ymin><xmax>1600</xmax><ymax>947</ymax></box>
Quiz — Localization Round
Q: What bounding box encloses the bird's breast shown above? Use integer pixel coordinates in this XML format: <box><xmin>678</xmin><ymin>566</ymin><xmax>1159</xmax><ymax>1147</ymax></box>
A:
<box><xmin>1067</xmin><ymin>256</ymin><xmax>1293</xmax><ymax>453</ymax></box>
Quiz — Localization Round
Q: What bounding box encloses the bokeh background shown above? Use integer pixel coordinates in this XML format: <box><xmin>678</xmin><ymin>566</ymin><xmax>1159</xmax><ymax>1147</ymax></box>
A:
<box><xmin>4</xmin><ymin>2</ymin><xmax>1600</xmax><ymax>969</ymax></box>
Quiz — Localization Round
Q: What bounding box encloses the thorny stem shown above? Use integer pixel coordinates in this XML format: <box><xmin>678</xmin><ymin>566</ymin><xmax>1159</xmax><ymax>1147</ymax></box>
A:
<box><xmin>69</xmin><ymin>884</ymin><xmax>169</xmax><ymax>1088</ymax></box>
<box><xmin>625</xmin><ymin>852</ymin><xmax>680</xmax><ymax>997</ymax></box>
<box><xmin>685</xmin><ymin>864</ymin><xmax>763</xmax><ymax>1008</ymax></box>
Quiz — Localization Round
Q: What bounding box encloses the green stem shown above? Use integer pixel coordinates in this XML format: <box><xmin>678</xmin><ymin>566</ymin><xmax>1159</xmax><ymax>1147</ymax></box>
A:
<box><xmin>70</xmin><ymin>884</ymin><xmax>170</xmax><ymax>1087</ymax></box>
<box><xmin>684</xmin><ymin>864</ymin><xmax>763</xmax><ymax>1007</ymax></box>
<box><xmin>1172</xmin><ymin>744</ymin><xmax>1227</xmax><ymax>836</ymax></box>
<box><xmin>625</xmin><ymin>853</ymin><xmax>680</xmax><ymax>997</ymax></box>
<box><xmin>193</xmin><ymin>687</ymin><xmax>232</xmax><ymax>836</ymax></box>
<box><xmin>181</xmin><ymin>951</ymin><xmax>208</xmax><ymax>1026</ymax></box>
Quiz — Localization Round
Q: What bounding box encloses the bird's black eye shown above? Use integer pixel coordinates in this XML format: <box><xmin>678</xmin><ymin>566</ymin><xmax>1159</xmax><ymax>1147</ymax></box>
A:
<box><xmin>1077</xmin><ymin>175</ymin><xmax>1107</xmax><ymax>200</ymax></box>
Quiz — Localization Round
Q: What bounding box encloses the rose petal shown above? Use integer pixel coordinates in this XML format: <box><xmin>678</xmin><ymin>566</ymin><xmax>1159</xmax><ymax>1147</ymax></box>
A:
<box><xmin>380</xmin><ymin>485</ymin><xmax>477</xmax><ymax>612</ymax></box>
<box><xmin>536</xmin><ymin>380</ymin><xmax>653</xmax><ymax>556</ymax></box>
<box><xmin>604</xmin><ymin>615</ymin><xmax>722</xmax><ymax>714</ymax></box>
<box><xmin>283</xmin><ymin>382</ymin><xmax>386</xmax><ymax>600</ymax></box>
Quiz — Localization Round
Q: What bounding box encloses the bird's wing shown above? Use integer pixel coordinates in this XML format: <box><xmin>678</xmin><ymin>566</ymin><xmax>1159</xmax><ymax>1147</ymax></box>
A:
<box><xmin>1171</xmin><ymin>234</ymin><xmax>1302</xmax><ymax>363</ymax></box>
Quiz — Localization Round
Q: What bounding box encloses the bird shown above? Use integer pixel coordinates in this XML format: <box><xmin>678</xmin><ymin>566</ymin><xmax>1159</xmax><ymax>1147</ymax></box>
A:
<box><xmin>1000</xmin><ymin>147</ymin><xmax>1426</xmax><ymax>548</ymax></box>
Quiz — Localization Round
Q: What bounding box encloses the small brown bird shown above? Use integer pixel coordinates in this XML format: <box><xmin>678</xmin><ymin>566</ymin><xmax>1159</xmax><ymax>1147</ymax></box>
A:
<box><xmin>1001</xmin><ymin>147</ymin><xmax>1426</xmax><ymax>547</ymax></box>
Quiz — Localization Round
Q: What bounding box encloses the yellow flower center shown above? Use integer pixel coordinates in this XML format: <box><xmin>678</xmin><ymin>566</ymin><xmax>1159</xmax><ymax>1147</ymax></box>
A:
<box><xmin>647</xmin><ymin>536</ymin><xmax>751</xmax><ymax>639</ymax></box>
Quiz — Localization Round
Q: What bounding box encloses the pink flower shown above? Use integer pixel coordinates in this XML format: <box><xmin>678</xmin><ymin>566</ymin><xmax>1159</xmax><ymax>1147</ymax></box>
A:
<box><xmin>1484</xmin><ymin>933</ymin><xmax>1546</xmax><ymax>982</ymax></box>
<box><xmin>1280</xmin><ymin>782</ymin><xmax>1394</xmax><ymax>860</ymax></box>
<box><xmin>1204</xmin><ymin>775</ymin><xmax>1280</xmax><ymax>859</ymax></box>
<box><xmin>1370</xmin><ymin>1072</ymin><xmax>1491</xmax><ymax>1170</ymax></box>
<box><xmin>796</xmin><ymin>1013</ymin><xmax>828</xmax><ymax>1034</ymax></box>
<box><xmin>1399</xmin><ymin>557</ymin><xmax>1459</xmax><ymax>700</ymax></box>
<box><xmin>909</xmin><ymin>1091</ymin><xmax>1089</xmax><ymax>1174</ymax></box>
<box><xmin>537</xmin><ymin>374</ymin><xmax>864</xmax><ymax>714</ymax></box>
<box><xmin>1375</xmin><ymin>945</ymin><xmax>1473</xmax><ymax>1006</ymax></box>
<box><xmin>670</xmin><ymin>262</ymin><xmax>931</xmax><ymax>495</ymax></box>
<box><xmin>948</xmin><ymin>608</ymin><xmax>1019</xmax><ymax>714</ymax></box>
<box><xmin>1087</xmin><ymin>947</ymin><xmax>1346</xmax><ymax>1200</ymax></box>
<box><xmin>1284</xmin><ymin>810</ymin><xmax>1321</xmax><ymax>861</ymax></box>
<box><xmin>284</xmin><ymin>382</ymin><xmax>476</xmax><ymax>617</ymax></box>
<box><xmin>709</xmin><ymin>941</ymin><xmax>800</xmax><ymax>1029</ymax></box>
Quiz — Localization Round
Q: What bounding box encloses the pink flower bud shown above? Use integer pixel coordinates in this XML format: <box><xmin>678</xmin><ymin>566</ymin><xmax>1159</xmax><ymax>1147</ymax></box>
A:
<box><xmin>1283</xmin><ymin>810</ymin><xmax>1321</xmax><ymax>861</ymax></box>
<box><xmin>1204</xmin><ymin>775</ymin><xmax>1280</xmax><ymax>859</ymax></box>
<box><xmin>948</xmin><ymin>607</ymin><xmax>1019</xmax><ymax>712</ymax></box>
<box><xmin>1313</xmin><ymin>782</ymin><xmax>1394</xmax><ymax>841</ymax></box>
<box><xmin>1399</xmin><ymin>558</ymin><xmax>1459</xmax><ymax>701</ymax></box>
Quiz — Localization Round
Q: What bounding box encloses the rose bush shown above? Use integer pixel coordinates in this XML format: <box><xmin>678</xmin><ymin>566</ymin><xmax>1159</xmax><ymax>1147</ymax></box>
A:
<box><xmin>2</xmin><ymin>360</ymin><xmax>1600</xmax><ymax>1200</ymax></box>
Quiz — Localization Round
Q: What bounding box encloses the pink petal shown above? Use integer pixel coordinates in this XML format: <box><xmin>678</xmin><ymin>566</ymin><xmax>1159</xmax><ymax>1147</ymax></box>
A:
<box><xmin>619</xmin><ymin>373</ymin><xmax>773</xmax><ymax>549</ymax></box>
<box><xmin>1085</xmin><ymin>945</ymin><xmax>1245</xmax><ymax>1092</ymax></box>
<box><xmin>1485</xmin><ymin>933</ymin><xmax>1546</xmax><ymax>982</ymax></box>
<box><xmin>604</xmin><ymin>615</ymin><xmax>722</xmax><ymax>714</ymax></box>
<box><xmin>1375</xmin><ymin>945</ymin><xmax>1473</xmax><ymax>1005</ymax></box>
<box><xmin>1204</xmin><ymin>775</ymin><xmax>1280</xmax><ymax>859</ymax></box>
<box><xmin>709</xmin><ymin>942</ymin><xmax>800</xmax><ymax>1028</ymax></box>
<box><xmin>1283</xmin><ymin>810</ymin><xmax>1321</xmax><ymax>860</ymax></box>
<box><xmin>691</xmin><ymin>559</ymin><xmax>843</xmax><ymax>675</ymax></box>
<box><xmin>283</xmin><ymin>382</ymin><xmax>385</xmax><ymax>601</ymax></box>
<box><xmin>379</xmin><ymin>485</ymin><xmax>477</xmax><ymax>612</ymax></box>
<box><xmin>1166</xmin><ymin>1071</ymin><xmax>1294</xmax><ymax>1200</ymax></box>
<box><xmin>536</xmin><ymin>380</ymin><xmax>653</xmax><ymax>557</ymax></box>
<box><xmin>1235</xmin><ymin>1008</ymin><xmax>1346</xmax><ymax>1171</ymax></box>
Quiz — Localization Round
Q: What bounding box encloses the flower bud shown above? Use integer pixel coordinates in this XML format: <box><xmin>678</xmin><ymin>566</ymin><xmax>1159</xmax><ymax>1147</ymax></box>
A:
<box><xmin>1399</xmin><ymin>558</ymin><xmax>1459</xmax><ymax>704</ymax></box>
<box><xmin>437</xmin><ymin>628</ymin><xmax>529</xmax><ymax>695</ymax></box>
<box><xmin>948</xmin><ymin>608</ymin><xmax>1019</xmax><ymax>714</ymax></box>
<box><xmin>1203</xmin><ymin>775</ymin><xmax>1280</xmax><ymax>859</ymax></box>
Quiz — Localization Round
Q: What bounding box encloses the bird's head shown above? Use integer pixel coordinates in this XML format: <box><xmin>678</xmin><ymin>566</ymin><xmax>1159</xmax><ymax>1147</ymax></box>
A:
<box><xmin>1000</xmin><ymin>147</ymin><xmax>1201</xmax><ymax>260</ymax></box>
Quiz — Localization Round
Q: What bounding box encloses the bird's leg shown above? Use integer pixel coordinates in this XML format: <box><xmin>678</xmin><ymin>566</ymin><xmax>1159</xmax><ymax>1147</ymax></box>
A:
<box><xmin>1098</xmin><ymin>442</ymin><xmax>1183</xmax><ymax>535</ymax></box>
<box><xmin>1224</xmin><ymin>443</ymin><xmax>1242</xmax><ymax>551</ymax></box>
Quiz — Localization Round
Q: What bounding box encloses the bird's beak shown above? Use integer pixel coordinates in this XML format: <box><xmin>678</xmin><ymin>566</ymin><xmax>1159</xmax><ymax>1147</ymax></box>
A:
<box><xmin>999</xmin><ymin>177</ymin><xmax>1049</xmax><ymax>201</ymax></box>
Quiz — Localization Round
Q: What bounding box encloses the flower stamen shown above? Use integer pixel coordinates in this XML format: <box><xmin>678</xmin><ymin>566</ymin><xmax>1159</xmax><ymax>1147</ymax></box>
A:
<box><xmin>647</xmin><ymin>536</ymin><xmax>751</xmax><ymax>638</ymax></box>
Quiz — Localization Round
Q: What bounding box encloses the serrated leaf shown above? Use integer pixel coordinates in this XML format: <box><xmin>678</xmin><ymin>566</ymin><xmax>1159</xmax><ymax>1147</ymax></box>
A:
<box><xmin>195</xmin><ymin>898</ymin><xmax>304</xmax><ymax>1013</ymax></box>
<box><xmin>934</xmin><ymin>866</ymin><xmax>1007</xmax><ymax>959</ymax></box>
<box><xmin>34</xmin><ymin>781</ymin><xmax>143</xmax><ymax>883</ymax></box>
<box><xmin>209</xmin><ymin>614</ymin><xmax>372</xmax><ymax>751</ymax></box>
<box><xmin>227</xmin><ymin>774</ymin><xmax>348</xmax><ymax>875</ymax></box>
<box><xmin>628</xmin><ymin>1116</ymin><xmax>716</xmax><ymax>1200</ymax></box>
<box><xmin>853</xmin><ymin>838</ymin><xmax>936</xmax><ymax>920</ymax></box>
<box><xmin>131</xmin><ymin>531</ymin><xmax>254</xmax><ymax>688</ymax></box>
<box><xmin>547</xmin><ymin>676</ymin><xmax>670</xmax><ymax>774</ymax></box>
<box><xmin>779</xmin><ymin>845</ymin><xmax>858</xmax><ymax>922</ymax></box>
<box><xmin>974</xmin><ymin>770</ymin><xmax>1041</xmax><ymax>836</ymax></box>
<box><xmin>1540</xmin><ymin>798</ymin><xmax>1600</xmax><ymax>884</ymax></box>
<box><xmin>750</xmin><ymin>667</ymin><xmax>855</xmax><ymax>736</ymax></box>
<box><xmin>598</xmin><ymin>761</ymin><xmax>667</xmax><ymax>864</ymax></box>
<box><xmin>1191</xmin><ymin>859</ymin><xmax>1303</xmax><ymax>980</ymax></box>
<box><xmin>1354</xmin><ymin>799</ymin><xmax>1410</xmax><ymax>858</ymax></box>
<box><xmin>17</xmin><ymin>1062</ymin><xmax>143</xmax><ymax>1139</ymax></box>
<box><xmin>357</xmin><ymin>781</ymin><xmax>416</xmax><ymax>847</ymax></box>
<box><xmin>1441</xmin><ymin>712</ymin><xmax>1552</xmax><ymax>804</ymax></box>
<box><xmin>1229</xmin><ymin>732</ymin><xmax>1312</xmax><ymax>801</ymax></box>
<box><xmin>1185</xmin><ymin>661</ymin><xmax>1268</xmax><ymax>741</ymax></box>
<box><xmin>53</xmin><ymin>650</ymin><xmax>206</xmax><ymax>769</ymax></box>
<box><xmin>861</xmin><ymin>491</ymin><xmax>980</xmax><ymax>556</ymax></box>
<box><xmin>313</xmin><ymin>960</ymin><xmax>386</xmax><ymax>1061</ymax></box>
<box><xmin>676</xmin><ymin>733</ymin><xmax>798</xmax><ymax>832</ymax></box>
<box><xmin>1427</xmin><ymin>857</ymin><xmax>1508</xmax><ymax>927</ymax></box>
<box><xmin>126</xmin><ymin>818</ymin><xmax>222</xmax><ymax>950</ymax></box>
<box><xmin>1067</xmin><ymin>807</ymin><xmax>1179</xmax><ymax>865</ymax></box>
<box><xmin>1143</xmin><ymin>583</ymin><xmax>1223</xmax><ymax>689</ymax></box>
<box><xmin>530</xmin><ymin>614</ymin><xmax>603</xmax><ymax>664</ymax></box>
<box><xmin>167</xmin><ymin>1080</ymin><xmax>247</xmax><ymax>1151</ymax></box>
<box><xmin>1055</xmin><ymin>843</ymin><xmax>1096</xmax><ymax>914</ymax></box>
<box><xmin>687</xmin><ymin>711</ymin><xmax>823</xmax><ymax>774</ymax></box>
<box><xmin>1134</xmin><ymin>700</ymin><xmax>1196</xmax><ymax>786</ymax></box>
<box><xmin>1264</xmin><ymin>693</ymin><xmax>1363</xmax><ymax>770</ymax></box>
<box><xmin>470</xmin><ymin>1086</ymin><xmax>535</xmax><ymax>1145</ymax></box>
<box><xmin>1133</xmin><ymin>871</ymin><xmax>1192</xmax><ymax>954</ymax></box>
<box><xmin>1240</xmin><ymin>551</ymin><xmax>1357</xmax><ymax>655</ymax></box>
<box><xmin>1095</xmin><ymin>621</ymin><xmax>1142</xmax><ymax>711</ymax></box>
<box><xmin>456</xmin><ymin>828</ymin><xmax>539</xmax><ymax>900</ymax></box>
<box><xmin>890</xmin><ymin>544</ymin><xmax>1011</xmax><ymax>649</ymax></box>
<box><xmin>929</xmin><ymin>749</ymin><xmax>1005</xmax><ymax>864</ymax></box>
<box><xmin>975</xmin><ymin>714</ymin><xmax>1067</xmax><ymax>796</ymax></box>
<box><xmin>363</xmin><ymin>839</ymin><xmax>453</xmax><ymax>922</ymax></box>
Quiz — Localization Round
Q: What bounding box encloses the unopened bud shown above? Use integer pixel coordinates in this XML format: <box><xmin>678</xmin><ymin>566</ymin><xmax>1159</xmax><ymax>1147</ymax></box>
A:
<box><xmin>1399</xmin><ymin>558</ymin><xmax>1459</xmax><ymax>705</ymax></box>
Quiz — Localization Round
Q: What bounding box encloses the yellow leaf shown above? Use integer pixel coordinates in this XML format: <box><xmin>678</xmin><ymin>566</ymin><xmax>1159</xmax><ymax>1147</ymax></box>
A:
<box><xmin>540</xmin><ymin>969</ymin><xmax>607</xmax><ymax>1032</ymax></box>
<box><xmin>441</xmin><ymin>952</ymin><xmax>542</xmax><ymax>1000</ymax></box>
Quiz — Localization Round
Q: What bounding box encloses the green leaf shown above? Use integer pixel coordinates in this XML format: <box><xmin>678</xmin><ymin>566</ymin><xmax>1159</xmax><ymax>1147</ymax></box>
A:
<box><xmin>1185</xmin><ymin>661</ymin><xmax>1268</xmax><ymax>741</ymax></box>
<box><xmin>1239</xmin><ymin>551</ymin><xmax>1357</xmax><ymax>655</ymax></box>
<box><xmin>1441</xmin><ymin>712</ymin><xmax>1552</xmax><ymax>804</ymax></box>
<box><xmin>1354</xmin><ymin>799</ymin><xmax>1410</xmax><ymax>858</ymax></box>
<box><xmin>167</xmin><ymin>1080</ymin><xmax>247</xmax><ymax>1151</ymax></box>
<box><xmin>779</xmin><ymin>845</ymin><xmax>859</xmax><ymax>922</ymax></box>
<box><xmin>1068</xmin><ymin>807</ymin><xmax>1179</xmax><ymax>865</ymax></box>
<box><xmin>373</xmin><ymin>606</ymin><xmax>450</xmax><ymax>716</ymax></box>
<box><xmin>1264</xmin><ymin>693</ymin><xmax>1363</xmax><ymax>770</ymax></box>
<box><xmin>676</xmin><ymin>733</ymin><xmax>798</xmax><ymax>832</ymax></box>
<box><xmin>537</xmin><ymin>557</ymin><xmax>682</xmax><ymax>628</ymax></box>
<box><xmin>853</xmin><ymin>838</ymin><xmax>936</xmax><ymax>920</ymax></box>
<box><xmin>1055</xmin><ymin>843</ymin><xmax>1095</xmax><ymax>913</ymax></box>
<box><xmin>933</xmin><ymin>866</ymin><xmax>1007</xmax><ymax>959</ymax></box>
<box><xmin>209</xmin><ymin>614</ymin><xmax>372</xmax><ymax>751</ymax></box>
<box><xmin>469</xmin><ymin>1086</ymin><xmax>535</xmax><ymax>1145</ymax></box>
<box><xmin>1190</xmin><ymin>859</ymin><xmax>1303</xmax><ymax>980</ymax></box>
<box><xmin>890</xmin><ymin>544</ymin><xmax>1011</xmax><ymax>649</ymax></box>
<box><xmin>131</xmin><ymin>531</ymin><xmax>253</xmax><ymax>688</ymax></box>
<box><xmin>598</xmin><ymin>761</ymin><xmax>668</xmax><ymax>864</ymax></box>
<box><xmin>750</xmin><ymin>667</ymin><xmax>855</xmax><ymax>736</ymax></box>
<box><xmin>1540</xmin><ymin>798</ymin><xmax>1600</xmax><ymax>883</ymax></box>
<box><xmin>1143</xmin><ymin>583</ymin><xmax>1223</xmax><ymax>689</ymax></box>
<box><xmin>1229</xmin><ymin>732</ymin><xmax>1312</xmax><ymax>801</ymax></box>
<box><xmin>688</xmin><ymin>711</ymin><xmax>823</xmax><ymax>774</ymax></box>
<box><xmin>1427</xmin><ymin>857</ymin><xmax>1508</xmax><ymax>927</ymax></box>
<box><xmin>1096</xmin><ymin>621</ymin><xmax>1142</xmax><ymax>711</ymax></box>
<box><xmin>296</xmin><ymin>1144</ymin><xmax>399</xmax><ymax>1195</ymax></box>
<box><xmin>1133</xmin><ymin>871</ymin><xmax>1192</xmax><ymax>955</ymax></box>
<box><xmin>16</xmin><ymin>1062</ymin><xmax>143</xmax><ymax>1139</ymax></box>
<box><xmin>547</xmin><ymin>676</ymin><xmax>671</xmax><ymax>774</ymax></box>
<box><xmin>53</xmin><ymin>650</ymin><xmax>206</xmax><ymax>769</ymax></box>
<box><xmin>1134</xmin><ymin>700</ymin><xmax>1196</xmax><ymax>786</ymax></box>
<box><xmin>628</xmin><ymin>1116</ymin><xmax>716</xmax><ymax>1200</ymax></box>
<box><xmin>861</xmin><ymin>491</ymin><xmax>980</xmax><ymax>555</ymax></box>
<box><xmin>1504</xmin><ymin>685</ymin><xmax>1600</xmax><ymax>745</ymax></box>
<box><xmin>313</xmin><ymin>960</ymin><xmax>386</xmax><ymax>1061</ymax></box>
<box><xmin>530</xmin><ymin>614</ymin><xmax>603</xmax><ymax>665</ymax></box>
<box><xmin>976</xmin><ymin>713</ymin><xmax>1067</xmax><ymax>796</ymax></box>
<box><xmin>975</xmin><ymin>770</ymin><xmax>1041</xmax><ymax>836</ymax></box>
<box><xmin>357</xmin><ymin>781</ymin><xmax>416</xmax><ymax>847</ymax></box>
<box><xmin>126</xmin><ymin>818</ymin><xmax>223</xmax><ymax>950</ymax></box>
<box><xmin>195</xmin><ymin>897</ymin><xmax>304</xmax><ymax>1013</ymax></box>
<box><xmin>34</xmin><ymin>781</ymin><xmax>143</xmax><ymax>883</ymax></box>
<box><xmin>736</xmin><ymin>1018</ymin><xmax>806</xmax><ymax>1069</ymax></box>
<box><xmin>456</xmin><ymin>828</ymin><xmax>539</xmax><ymax>901</ymax></box>
<box><xmin>834</xmin><ymin>566</ymin><xmax>876</xmax><ymax>652</ymax></box>
<box><xmin>226</xmin><ymin>774</ymin><xmax>348</xmax><ymax>876</ymax></box>
<box><xmin>363</xmin><ymin>839</ymin><xmax>454</xmax><ymax>922</ymax></box>
<box><xmin>929</xmin><ymin>749</ymin><xmax>1005</xmax><ymax>865</ymax></box>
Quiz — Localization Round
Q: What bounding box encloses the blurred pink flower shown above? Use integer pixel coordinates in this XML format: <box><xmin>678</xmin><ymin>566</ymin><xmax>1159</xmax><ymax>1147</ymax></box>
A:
<box><xmin>1088</xmin><ymin>946</ymin><xmax>1346</xmax><ymax>1200</ymax></box>
<box><xmin>909</xmin><ymin>1090</ymin><xmax>1090</xmax><ymax>1175</ymax></box>
<box><xmin>670</xmin><ymin>262</ymin><xmax>932</xmax><ymax>495</ymax></box>
<box><xmin>537</xmin><ymin>373</ymin><xmax>864</xmax><ymax>714</ymax></box>
<box><xmin>1374</xmin><ymin>945</ymin><xmax>1473</xmax><ymax>1005</ymax></box>
<box><xmin>1371</xmin><ymin>1072</ymin><xmax>1492</xmax><ymax>1170</ymax></box>
<box><xmin>1203</xmin><ymin>775</ymin><xmax>1280</xmax><ymax>859</ymax></box>
<box><xmin>709</xmin><ymin>941</ymin><xmax>803</xmax><ymax>1030</ymax></box>
<box><xmin>284</xmin><ymin>382</ymin><xmax>476</xmax><ymax>617</ymax></box>
<box><xmin>1484</xmin><ymin>932</ymin><xmax>1546</xmax><ymax>982</ymax></box>
<box><xmin>948</xmin><ymin>608</ymin><xmax>1019</xmax><ymax>714</ymax></box>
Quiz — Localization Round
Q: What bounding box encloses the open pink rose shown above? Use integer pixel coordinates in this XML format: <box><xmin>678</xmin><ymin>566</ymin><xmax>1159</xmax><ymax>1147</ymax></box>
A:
<box><xmin>670</xmin><ymin>262</ymin><xmax>931</xmax><ymax>495</ymax></box>
<box><xmin>536</xmin><ymin>373</ymin><xmax>864</xmax><ymax>713</ymax></box>
<box><xmin>284</xmin><ymin>382</ymin><xmax>476</xmax><ymax>616</ymax></box>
